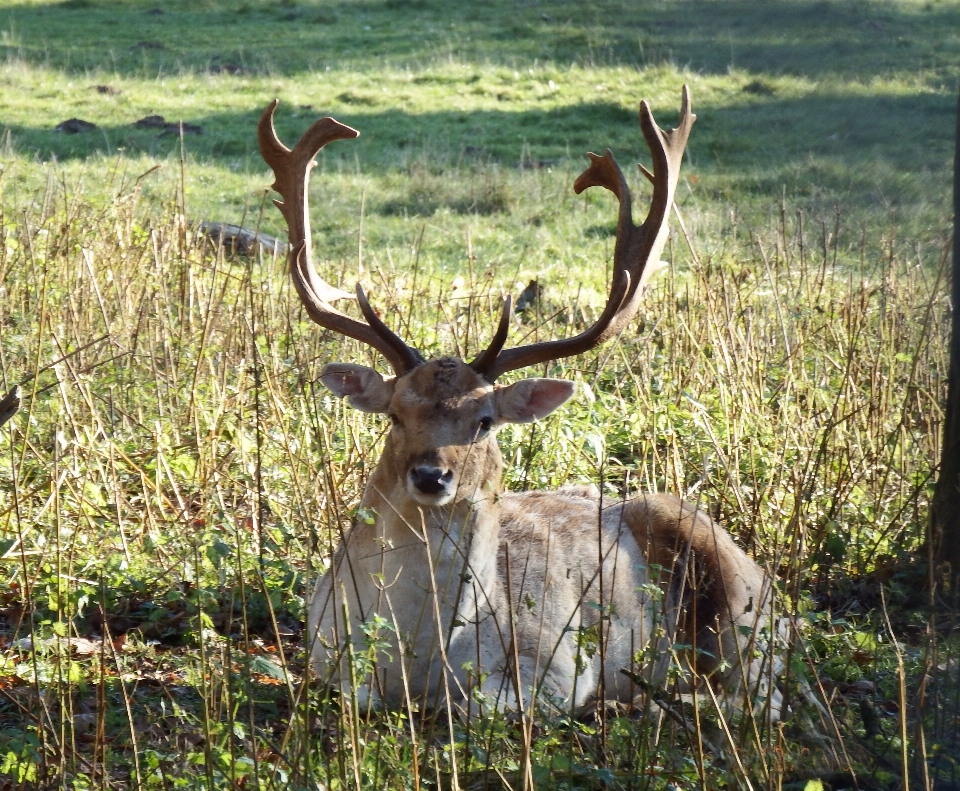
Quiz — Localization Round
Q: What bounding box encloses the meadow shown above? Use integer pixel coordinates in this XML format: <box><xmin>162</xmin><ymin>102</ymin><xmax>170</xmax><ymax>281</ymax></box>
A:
<box><xmin>0</xmin><ymin>0</ymin><xmax>958</xmax><ymax>788</ymax></box>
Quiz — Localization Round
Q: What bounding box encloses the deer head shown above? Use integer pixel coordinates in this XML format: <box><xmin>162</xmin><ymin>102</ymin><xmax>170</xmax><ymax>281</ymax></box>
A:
<box><xmin>319</xmin><ymin>358</ymin><xmax>575</xmax><ymax>506</ymax></box>
<box><xmin>258</xmin><ymin>90</ymin><xmax>695</xmax><ymax>507</ymax></box>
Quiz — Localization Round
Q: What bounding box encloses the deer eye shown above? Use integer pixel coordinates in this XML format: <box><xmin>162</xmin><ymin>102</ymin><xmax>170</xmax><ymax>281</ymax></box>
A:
<box><xmin>477</xmin><ymin>416</ymin><xmax>494</xmax><ymax>435</ymax></box>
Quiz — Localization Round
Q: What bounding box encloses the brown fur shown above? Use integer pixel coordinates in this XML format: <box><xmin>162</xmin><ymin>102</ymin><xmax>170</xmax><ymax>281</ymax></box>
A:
<box><xmin>622</xmin><ymin>496</ymin><xmax>759</xmax><ymax>679</ymax></box>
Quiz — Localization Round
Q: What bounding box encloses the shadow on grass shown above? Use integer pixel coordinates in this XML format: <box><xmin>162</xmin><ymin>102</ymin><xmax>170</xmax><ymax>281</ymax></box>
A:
<box><xmin>9</xmin><ymin>91</ymin><xmax>954</xmax><ymax>212</ymax></box>
<box><xmin>1</xmin><ymin>0</ymin><xmax>957</xmax><ymax>79</ymax></box>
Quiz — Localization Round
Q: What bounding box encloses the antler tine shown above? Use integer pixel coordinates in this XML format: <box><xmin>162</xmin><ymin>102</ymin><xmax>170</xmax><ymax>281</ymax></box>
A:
<box><xmin>468</xmin><ymin>295</ymin><xmax>513</xmax><ymax>373</ymax></box>
<box><xmin>470</xmin><ymin>86</ymin><xmax>695</xmax><ymax>382</ymax></box>
<box><xmin>258</xmin><ymin>101</ymin><xmax>423</xmax><ymax>376</ymax></box>
<box><xmin>355</xmin><ymin>284</ymin><xmax>425</xmax><ymax>369</ymax></box>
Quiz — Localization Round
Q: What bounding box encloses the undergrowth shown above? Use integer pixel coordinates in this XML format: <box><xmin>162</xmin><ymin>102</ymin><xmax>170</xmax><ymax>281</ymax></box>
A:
<box><xmin>0</xmin><ymin>148</ymin><xmax>956</xmax><ymax>789</ymax></box>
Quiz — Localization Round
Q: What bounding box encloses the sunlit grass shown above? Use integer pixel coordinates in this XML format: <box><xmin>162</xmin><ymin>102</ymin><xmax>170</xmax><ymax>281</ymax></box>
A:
<box><xmin>0</xmin><ymin>0</ymin><xmax>957</xmax><ymax>246</ymax></box>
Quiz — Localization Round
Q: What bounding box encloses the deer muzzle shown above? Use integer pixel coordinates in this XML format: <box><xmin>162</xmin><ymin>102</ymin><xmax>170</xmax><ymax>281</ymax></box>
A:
<box><xmin>408</xmin><ymin>463</ymin><xmax>455</xmax><ymax>504</ymax></box>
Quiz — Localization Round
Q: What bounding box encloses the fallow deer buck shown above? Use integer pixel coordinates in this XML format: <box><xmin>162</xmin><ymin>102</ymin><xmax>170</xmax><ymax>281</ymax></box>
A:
<box><xmin>259</xmin><ymin>87</ymin><xmax>784</xmax><ymax>719</ymax></box>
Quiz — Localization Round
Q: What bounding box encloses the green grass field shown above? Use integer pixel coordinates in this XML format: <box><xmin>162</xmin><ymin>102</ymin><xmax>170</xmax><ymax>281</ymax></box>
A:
<box><xmin>0</xmin><ymin>0</ymin><xmax>958</xmax><ymax>788</ymax></box>
<box><xmin>1</xmin><ymin>0</ymin><xmax>957</xmax><ymax>235</ymax></box>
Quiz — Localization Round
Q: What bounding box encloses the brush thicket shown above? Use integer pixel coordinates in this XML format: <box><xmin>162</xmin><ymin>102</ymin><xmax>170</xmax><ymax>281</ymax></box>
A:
<box><xmin>0</xmin><ymin>161</ymin><xmax>953</xmax><ymax>790</ymax></box>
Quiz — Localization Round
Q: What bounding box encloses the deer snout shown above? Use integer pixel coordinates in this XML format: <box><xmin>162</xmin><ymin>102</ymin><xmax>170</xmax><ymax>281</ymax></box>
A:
<box><xmin>407</xmin><ymin>464</ymin><xmax>453</xmax><ymax>505</ymax></box>
<box><xmin>409</xmin><ymin>465</ymin><xmax>454</xmax><ymax>497</ymax></box>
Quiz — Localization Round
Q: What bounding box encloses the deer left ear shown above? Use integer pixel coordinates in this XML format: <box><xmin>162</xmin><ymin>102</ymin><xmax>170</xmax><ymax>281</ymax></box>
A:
<box><xmin>497</xmin><ymin>378</ymin><xmax>575</xmax><ymax>424</ymax></box>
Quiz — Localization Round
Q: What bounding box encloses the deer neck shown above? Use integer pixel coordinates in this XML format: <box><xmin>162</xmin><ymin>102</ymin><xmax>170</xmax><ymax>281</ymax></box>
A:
<box><xmin>354</xmin><ymin>437</ymin><xmax>504</xmax><ymax>612</ymax></box>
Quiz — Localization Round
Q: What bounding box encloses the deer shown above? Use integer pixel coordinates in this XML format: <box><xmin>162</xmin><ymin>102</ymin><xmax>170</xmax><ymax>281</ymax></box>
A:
<box><xmin>258</xmin><ymin>86</ymin><xmax>785</xmax><ymax>721</ymax></box>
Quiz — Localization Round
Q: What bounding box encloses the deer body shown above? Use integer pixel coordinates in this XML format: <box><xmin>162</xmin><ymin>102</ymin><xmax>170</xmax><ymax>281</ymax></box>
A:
<box><xmin>311</xmin><ymin>481</ymin><xmax>662</xmax><ymax>712</ymax></box>
<box><xmin>259</xmin><ymin>88</ymin><xmax>785</xmax><ymax>719</ymax></box>
<box><xmin>309</xmin><ymin>369</ymin><xmax>654</xmax><ymax>710</ymax></box>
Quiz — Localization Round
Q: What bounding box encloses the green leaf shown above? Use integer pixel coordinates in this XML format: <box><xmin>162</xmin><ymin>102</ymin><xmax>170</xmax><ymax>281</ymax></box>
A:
<box><xmin>250</xmin><ymin>655</ymin><xmax>286</xmax><ymax>681</ymax></box>
<box><xmin>585</xmin><ymin>432</ymin><xmax>605</xmax><ymax>465</ymax></box>
<box><xmin>206</xmin><ymin>538</ymin><xmax>232</xmax><ymax>569</ymax></box>
<box><xmin>824</xmin><ymin>532</ymin><xmax>847</xmax><ymax>562</ymax></box>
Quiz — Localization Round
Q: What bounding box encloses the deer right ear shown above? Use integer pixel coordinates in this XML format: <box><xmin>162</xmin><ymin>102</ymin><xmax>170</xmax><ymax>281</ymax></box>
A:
<box><xmin>497</xmin><ymin>378</ymin><xmax>575</xmax><ymax>423</ymax></box>
<box><xmin>320</xmin><ymin>363</ymin><xmax>395</xmax><ymax>413</ymax></box>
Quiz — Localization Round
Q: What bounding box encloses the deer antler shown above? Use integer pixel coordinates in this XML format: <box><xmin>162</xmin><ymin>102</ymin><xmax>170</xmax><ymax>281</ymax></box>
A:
<box><xmin>258</xmin><ymin>100</ymin><xmax>424</xmax><ymax>376</ymax></box>
<box><xmin>470</xmin><ymin>85</ymin><xmax>695</xmax><ymax>381</ymax></box>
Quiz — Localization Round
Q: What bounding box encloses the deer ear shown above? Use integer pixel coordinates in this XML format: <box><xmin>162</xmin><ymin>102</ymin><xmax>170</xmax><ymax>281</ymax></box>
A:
<box><xmin>320</xmin><ymin>363</ymin><xmax>395</xmax><ymax>413</ymax></box>
<box><xmin>496</xmin><ymin>378</ymin><xmax>575</xmax><ymax>424</ymax></box>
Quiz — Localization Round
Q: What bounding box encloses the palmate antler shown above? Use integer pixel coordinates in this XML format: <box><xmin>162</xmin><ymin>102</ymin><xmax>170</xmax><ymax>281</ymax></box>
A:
<box><xmin>258</xmin><ymin>101</ymin><xmax>424</xmax><ymax>375</ymax></box>
<box><xmin>470</xmin><ymin>86</ymin><xmax>695</xmax><ymax>380</ymax></box>
<box><xmin>259</xmin><ymin>87</ymin><xmax>695</xmax><ymax>381</ymax></box>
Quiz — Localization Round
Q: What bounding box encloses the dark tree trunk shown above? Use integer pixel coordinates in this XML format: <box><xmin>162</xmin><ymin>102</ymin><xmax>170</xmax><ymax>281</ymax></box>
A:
<box><xmin>932</xmin><ymin>87</ymin><xmax>960</xmax><ymax>578</ymax></box>
<box><xmin>0</xmin><ymin>387</ymin><xmax>19</xmax><ymax>429</ymax></box>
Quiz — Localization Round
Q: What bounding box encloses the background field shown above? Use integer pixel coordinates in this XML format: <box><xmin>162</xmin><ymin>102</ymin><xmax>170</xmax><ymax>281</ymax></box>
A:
<box><xmin>0</xmin><ymin>0</ymin><xmax>958</xmax><ymax>789</ymax></box>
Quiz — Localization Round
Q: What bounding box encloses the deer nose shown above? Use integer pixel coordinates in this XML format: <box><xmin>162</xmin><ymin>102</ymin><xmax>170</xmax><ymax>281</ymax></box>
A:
<box><xmin>409</xmin><ymin>466</ymin><xmax>454</xmax><ymax>495</ymax></box>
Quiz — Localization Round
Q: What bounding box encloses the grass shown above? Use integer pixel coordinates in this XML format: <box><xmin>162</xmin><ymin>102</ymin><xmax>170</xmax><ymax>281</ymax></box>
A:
<box><xmin>0</xmin><ymin>0</ymin><xmax>958</xmax><ymax>788</ymax></box>
<box><xmin>0</xmin><ymin>151</ymin><xmax>955</xmax><ymax>790</ymax></box>
<box><xmin>0</xmin><ymin>0</ymin><xmax>957</xmax><ymax>239</ymax></box>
